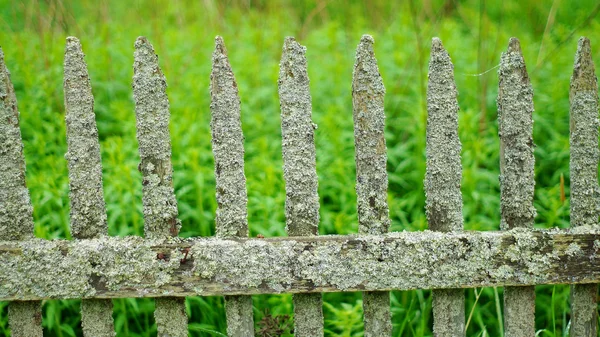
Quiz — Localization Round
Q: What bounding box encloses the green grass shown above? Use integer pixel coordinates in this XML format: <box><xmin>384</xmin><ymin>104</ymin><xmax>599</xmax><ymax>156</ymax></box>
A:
<box><xmin>1</xmin><ymin>0</ymin><xmax>600</xmax><ymax>335</ymax></box>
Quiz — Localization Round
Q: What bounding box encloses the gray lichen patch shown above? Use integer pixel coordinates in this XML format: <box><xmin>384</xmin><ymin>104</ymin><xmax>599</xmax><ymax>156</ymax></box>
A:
<box><xmin>63</xmin><ymin>37</ymin><xmax>109</xmax><ymax>240</ymax></box>
<box><xmin>155</xmin><ymin>298</ymin><xmax>188</xmax><ymax>337</ymax></box>
<box><xmin>209</xmin><ymin>36</ymin><xmax>249</xmax><ymax>239</ymax></box>
<box><xmin>278</xmin><ymin>37</ymin><xmax>320</xmax><ymax>238</ymax></box>
<box><xmin>0</xmin><ymin>236</ymin><xmax>183</xmax><ymax>300</ymax></box>
<box><xmin>293</xmin><ymin>293</ymin><xmax>324</xmax><ymax>336</ymax></box>
<box><xmin>570</xmin><ymin>283</ymin><xmax>598</xmax><ymax>336</ymax></box>
<box><xmin>81</xmin><ymin>299</ymin><xmax>115</xmax><ymax>337</ymax></box>
<box><xmin>362</xmin><ymin>291</ymin><xmax>392</xmax><ymax>336</ymax></box>
<box><xmin>504</xmin><ymin>286</ymin><xmax>535</xmax><ymax>337</ymax></box>
<box><xmin>432</xmin><ymin>288</ymin><xmax>464</xmax><ymax>337</ymax></box>
<box><xmin>566</xmin><ymin>242</ymin><xmax>584</xmax><ymax>257</ymax></box>
<box><xmin>132</xmin><ymin>36</ymin><xmax>181</xmax><ymax>239</ymax></box>
<box><xmin>352</xmin><ymin>34</ymin><xmax>390</xmax><ymax>236</ymax></box>
<box><xmin>570</xmin><ymin>37</ymin><xmax>599</xmax><ymax>229</ymax></box>
<box><xmin>8</xmin><ymin>301</ymin><xmax>43</xmax><ymax>337</ymax></box>
<box><xmin>224</xmin><ymin>295</ymin><xmax>254</xmax><ymax>336</ymax></box>
<box><xmin>192</xmin><ymin>238</ymin><xmax>297</xmax><ymax>291</ymax></box>
<box><xmin>497</xmin><ymin>37</ymin><xmax>536</xmax><ymax>230</ymax></box>
<box><xmin>0</xmin><ymin>47</ymin><xmax>35</xmax><ymax>241</ymax></box>
<box><xmin>425</xmin><ymin>37</ymin><xmax>463</xmax><ymax>233</ymax></box>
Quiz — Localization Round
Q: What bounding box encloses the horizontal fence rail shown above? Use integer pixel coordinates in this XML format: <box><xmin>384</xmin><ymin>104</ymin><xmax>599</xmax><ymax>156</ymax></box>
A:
<box><xmin>0</xmin><ymin>34</ymin><xmax>598</xmax><ymax>336</ymax></box>
<box><xmin>1</xmin><ymin>228</ymin><xmax>600</xmax><ymax>301</ymax></box>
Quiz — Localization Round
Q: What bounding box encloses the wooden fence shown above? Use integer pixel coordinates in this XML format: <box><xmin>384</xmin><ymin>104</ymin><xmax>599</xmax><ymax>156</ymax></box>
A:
<box><xmin>0</xmin><ymin>34</ymin><xmax>598</xmax><ymax>337</ymax></box>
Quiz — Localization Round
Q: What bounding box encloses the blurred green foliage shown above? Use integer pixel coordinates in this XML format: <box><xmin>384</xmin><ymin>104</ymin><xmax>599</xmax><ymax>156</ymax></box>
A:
<box><xmin>0</xmin><ymin>0</ymin><xmax>599</xmax><ymax>335</ymax></box>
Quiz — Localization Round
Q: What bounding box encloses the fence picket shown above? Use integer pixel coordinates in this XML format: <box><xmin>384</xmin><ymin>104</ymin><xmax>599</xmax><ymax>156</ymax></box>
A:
<box><xmin>426</xmin><ymin>37</ymin><xmax>465</xmax><ymax>336</ymax></box>
<box><xmin>497</xmin><ymin>37</ymin><xmax>536</xmax><ymax>337</ymax></box>
<box><xmin>278</xmin><ymin>36</ymin><xmax>324</xmax><ymax>336</ymax></box>
<box><xmin>210</xmin><ymin>36</ymin><xmax>254</xmax><ymax>336</ymax></box>
<box><xmin>0</xmin><ymin>47</ymin><xmax>43</xmax><ymax>337</ymax></box>
<box><xmin>569</xmin><ymin>37</ymin><xmax>599</xmax><ymax>337</ymax></box>
<box><xmin>63</xmin><ymin>36</ymin><xmax>115</xmax><ymax>337</ymax></box>
<box><xmin>352</xmin><ymin>34</ymin><xmax>392</xmax><ymax>336</ymax></box>
<box><xmin>132</xmin><ymin>36</ymin><xmax>187</xmax><ymax>337</ymax></box>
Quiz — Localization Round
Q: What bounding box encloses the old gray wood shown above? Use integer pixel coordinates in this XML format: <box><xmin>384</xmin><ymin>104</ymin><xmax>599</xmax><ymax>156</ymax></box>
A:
<box><xmin>210</xmin><ymin>36</ymin><xmax>254</xmax><ymax>337</ymax></box>
<box><xmin>1</xmin><ymin>229</ymin><xmax>600</xmax><ymax>301</ymax></box>
<box><xmin>497</xmin><ymin>37</ymin><xmax>536</xmax><ymax>337</ymax></box>
<box><xmin>426</xmin><ymin>37</ymin><xmax>465</xmax><ymax>337</ymax></box>
<box><xmin>352</xmin><ymin>34</ymin><xmax>392</xmax><ymax>337</ymax></box>
<box><xmin>0</xmin><ymin>46</ymin><xmax>43</xmax><ymax>337</ymax></box>
<box><xmin>63</xmin><ymin>36</ymin><xmax>115</xmax><ymax>337</ymax></box>
<box><xmin>132</xmin><ymin>36</ymin><xmax>187</xmax><ymax>337</ymax></box>
<box><xmin>569</xmin><ymin>37</ymin><xmax>599</xmax><ymax>337</ymax></box>
<box><xmin>278</xmin><ymin>36</ymin><xmax>324</xmax><ymax>336</ymax></box>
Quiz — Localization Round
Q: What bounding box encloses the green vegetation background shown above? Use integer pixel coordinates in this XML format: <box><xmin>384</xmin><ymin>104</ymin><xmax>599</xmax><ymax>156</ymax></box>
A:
<box><xmin>1</xmin><ymin>0</ymin><xmax>600</xmax><ymax>336</ymax></box>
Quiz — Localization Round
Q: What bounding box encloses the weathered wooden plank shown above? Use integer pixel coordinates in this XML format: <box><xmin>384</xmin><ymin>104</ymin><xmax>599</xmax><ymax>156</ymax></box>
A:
<box><xmin>569</xmin><ymin>36</ymin><xmax>599</xmax><ymax>337</ymax></box>
<box><xmin>132</xmin><ymin>36</ymin><xmax>187</xmax><ymax>337</ymax></box>
<box><xmin>278</xmin><ymin>36</ymin><xmax>323</xmax><ymax>336</ymax></box>
<box><xmin>209</xmin><ymin>36</ymin><xmax>254</xmax><ymax>336</ymax></box>
<box><xmin>1</xmin><ymin>229</ymin><xmax>600</xmax><ymax>300</ymax></box>
<box><xmin>497</xmin><ymin>37</ymin><xmax>536</xmax><ymax>337</ymax></box>
<box><xmin>64</xmin><ymin>36</ymin><xmax>115</xmax><ymax>337</ymax></box>
<box><xmin>426</xmin><ymin>37</ymin><xmax>465</xmax><ymax>337</ymax></box>
<box><xmin>352</xmin><ymin>34</ymin><xmax>392</xmax><ymax>337</ymax></box>
<box><xmin>0</xmin><ymin>47</ymin><xmax>43</xmax><ymax>337</ymax></box>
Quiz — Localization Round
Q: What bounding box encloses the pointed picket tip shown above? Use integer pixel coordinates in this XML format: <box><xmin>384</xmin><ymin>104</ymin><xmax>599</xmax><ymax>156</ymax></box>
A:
<box><xmin>65</xmin><ymin>36</ymin><xmax>82</xmax><ymax>52</ymax></box>
<box><xmin>280</xmin><ymin>36</ymin><xmax>307</xmax><ymax>69</ymax></box>
<box><xmin>353</xmin><ymin>34</ymin><xmax>385</xmax><ymax>96</ymax></box>
<box><xmin>278</xmin><ymin>37</ymin><xmax>310</xmax><ymax>104</ymax></box>
<box><xmin>134</xmin><ymin>36</ymin><xmax>154</xmax><ymax>52</ymax></box>
<box><xmin>354</xmin><ymin>34</ymin><xmax>376</xmax><ymax>67</ymax></box>
<box><xmin>571</xmin><ymin>37</ymin><xmax>597</xmax><ymax>92</ymax></box>
<box><xmin>211</xmin><ymin>36</ymin><xmax>235</xmax><ymax>80</ymax></box>
<box><xmin>213</xmin><ymin>35</ymin><xmax>228</xmax><ymax>58</ymax></box>
<box><xmin>64</xmin><ymin>36</ymin><xmax>89</xmax><ymax>84</ymax></box>
<box><xmin>133</xmin><ymin>37</ymin><xmax>164</xmax><ymax>80</ymax></box>
<box><xmin>499</xmin><ymin>37</ymin><xmax>528</xmax><ymax>74</ymax></box>
<box><xmin>507</xmin><ymin>37</ymin><xmax>522</xmax><ymax>54</ymax></box>
<box><xmin>431</xmin><ymin>37</ymin><xmax>444</xmax><ymax>53</ymax></box>
<box><xmin>428</xmin><ymin>37</ymin><xmax>454</xmax><ymax>73</ymax></box>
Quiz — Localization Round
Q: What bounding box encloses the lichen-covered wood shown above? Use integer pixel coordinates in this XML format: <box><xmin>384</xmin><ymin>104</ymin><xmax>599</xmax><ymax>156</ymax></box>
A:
<box><xmin>2</xmin><ymin>229</ymin><xmax>599</xmax><ymax>301</ymax></box>
<box><xmin>132</xmin><ymin>36</ymin><xmax>187</xmax><ymax>337</ymax></box>
<box><xmin>498</xmin><ymin>37</ymin><xmax>536</xmax><ymax>337</ymax></box>
<box><xmin>132</xmin><ymin>36</ymin><xmax>181</xmax><ymax>240</ymax></box>
<box><xmin>210</xmin><ymin>36</ymin><xmax>254</xmax><ymax>336</ymax></box>
<box><xmin>426</xmin><ymin>37</ymin><xmax>465</xmax><ymax>337</ymax></box>
<box><xmin>64</xmin><ymin>36</ymin><xmax>115</xmax><ymax>337</ymax></box>
<box><xmin>569</xmin><ymin>37</ymin><xmax>599</xmax><ymax>337</ymax></box>
<box><xmin>0</xmin><ymin>46</ymin><xmax>43</xmax><ymax>337</ymax></box>
<box><xmin>279</xmin><ymin>36</ymin><xmax>324</xmax><ymax>336</ymax></box>
<box><xmin>352</xmin><ymin>34</ymin><xmax>392</xmax><ymax>336</ymax></box>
